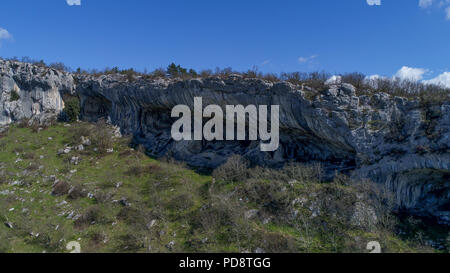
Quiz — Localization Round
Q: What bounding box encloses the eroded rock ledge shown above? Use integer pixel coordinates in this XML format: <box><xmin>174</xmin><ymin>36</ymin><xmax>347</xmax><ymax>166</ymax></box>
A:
<box><xmin>1</xmin><ymin>59</ymin><xmax>449</xmax><ymax>224</ymax></box>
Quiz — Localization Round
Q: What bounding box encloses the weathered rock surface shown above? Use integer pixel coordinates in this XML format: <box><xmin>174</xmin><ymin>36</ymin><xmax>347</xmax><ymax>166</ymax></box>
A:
<box><xmin>1</xmin><ymin>59</ymin><xmax>449</xmax><ymax>224</ymax></box>
<box><xmin>0</xmin><ymin>59</ymin><xmax>75</xmax><ymax>126</ymax></box>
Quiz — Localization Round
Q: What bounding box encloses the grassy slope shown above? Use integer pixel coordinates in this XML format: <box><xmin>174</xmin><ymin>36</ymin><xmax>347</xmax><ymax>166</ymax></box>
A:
<box><xmin>0</xmin><ymin>123</ymin><xmax>438</xmax><ymax>253</ymax></box>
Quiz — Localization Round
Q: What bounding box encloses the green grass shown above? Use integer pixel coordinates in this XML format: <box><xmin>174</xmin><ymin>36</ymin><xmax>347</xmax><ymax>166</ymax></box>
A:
<box><xmin>0</xmin><ymin>122</ymin><xmax>442</xmax><ymax>253</ymax></box>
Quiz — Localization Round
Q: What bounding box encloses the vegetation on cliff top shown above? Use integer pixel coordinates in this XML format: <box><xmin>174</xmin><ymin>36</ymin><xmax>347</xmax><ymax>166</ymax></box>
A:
<box><xmin>2</xmin><ymin>56</ymin><xmax>449</xmax><ymax>105</ymax></box>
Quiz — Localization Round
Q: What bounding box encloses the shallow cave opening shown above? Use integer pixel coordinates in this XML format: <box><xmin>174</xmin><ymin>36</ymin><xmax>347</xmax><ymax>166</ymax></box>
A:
<box><xmin>80</xmin><ymin>95</ymin><xmax>112</xmax><ymax>122</ymax></box>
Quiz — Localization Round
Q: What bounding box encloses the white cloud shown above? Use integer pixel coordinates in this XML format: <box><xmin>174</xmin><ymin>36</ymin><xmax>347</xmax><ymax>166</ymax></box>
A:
<box><xmin>366</xmin><ymin>74</ymin><xmax>382</xmax><ymax>81</ymax></box>
<box><xmin>423</xmin><ymin>72</ymin><xmax>450</xmax><ymax>88</ymax></box>
<box><xmin>419</xmin><ymin>0</ymin><xmax>450</xmax><ymax>19</ymax></box>
<box><xmin>66</xmin><ymin>0</ymin><xmax>81</xmax><ymax>6</ymax></box>
<box><xmin>0</xmin><ymin>27</ymin><xmax>12</xmax><ymax>42</ymax></box>
<box><xmin>363</xmin><ymin>68</ymin><xmax>449</xmax><ymax>89</ymax></box>
<box><xmin>367</xmin><ymin>0</ymin><xmax>381</xmax><ymax>6</ymax></box>
<box><xmin>298</xmin><ymin>54</ymin><xmax>318</xmax><ymax>64</ymax></box>
<box><xmin>394</xmin><ymin>66</ymin><xmax>427</xmax><ymax>81</ymax></box>
<box><xmin>325</xmin><ymin>75</ymin><xmax>342</xmax><ymax>85</ymax></box>
<box><xmin>419</xmin><ymin>0</ymin><xmax>433</xmax><ymax>8</ymax></box>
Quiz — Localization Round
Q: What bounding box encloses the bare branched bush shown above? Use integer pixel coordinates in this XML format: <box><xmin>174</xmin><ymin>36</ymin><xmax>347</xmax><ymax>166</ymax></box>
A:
<box><xmin>49</xmin><ymin>62</ymin><xmax>70</xmax><ymax>72</ymax></box>
<box><xmin>196</xmin><ymin>194</ymin><xmax>252</xmax><ymax>248</ymax></box>
<box><xmin>247</xmin><ymin>162</ymin><xmax>323</xmax><ymax>183</ymax></box>
<box><xmin>68</xmin><ymin>123</ymin><xmax>94</xmax><ymax>143</ymax></box>
<box><xmin>68</xmin><ymin>185</ymin><xmax>85</xmax><ymax>199</ymax></box>
<box><xmin>51</xmin><ymin>181</ymin><xmax>71</xmax><ymax>196</ymax></box>
<box><xmin>212</xmin><ymin>155</ymin><xmax>249</xmax><ymax>183</ymax></box>
<box><xmin>351</xmin><ymin>179</ymin><xmax>397</xmax><ymax>231</ymax></box>
<box><xmin>280</xmin><ymin>71</ymin><xmax>330</xmax><ymax>91</ymax></box>
<box><xmin>74</xmin><ymin>206</ymin><xmax>107</xmax><ymax>229</ymax></box>
<box><xmin>255</xmin><ymin>231</ymin><xmax>297</xmax><ymax>253</ymax></box>
<box><xmin>241</xmin><ymin>179</ymin><xmax>292</xmax><ymax>215</ymax></box>
<box><xmin>91</xmin><ymin>119</ymin><xmax>114</xmax><ymax>154</ymax></box>
<box><xmin>115</xmin><ymin>233</ymin><xmax>145</xmax><ymax>252</ymax></box>
<box><xmin>117</xmin><ymin>207</ymin><xmax>149</xmax><ymax>229</ymax></box>
<box><xmin>341</xmin><ymin>72</ymin><xmax>366</xmax><ymax>90</ymax></box>
<box><xmin>166</xmin><ymin>193</ymin><xmax>195</xmax><ymax>212</ymax></box>
<box><xmin>124</xmin><ymin>164</ymin><xmax>161</xmax><ymax>177</ymax></box>
<box><xmin>360</xmin><ymin>77</ymin><xmax>449</xmax><ymax>105</ymax></box>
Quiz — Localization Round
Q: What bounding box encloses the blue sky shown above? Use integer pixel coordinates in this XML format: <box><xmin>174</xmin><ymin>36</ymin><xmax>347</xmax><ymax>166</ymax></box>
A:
<box><xmin>0</xmin><ymin>0</ymin><xmax>449</xmax><ymax>86</ymax></box>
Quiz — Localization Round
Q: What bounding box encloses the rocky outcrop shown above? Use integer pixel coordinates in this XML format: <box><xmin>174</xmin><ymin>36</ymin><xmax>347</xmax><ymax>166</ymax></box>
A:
<box><xmin>0</xmin><ymin>59</ymin><xmax>74</xmax><ymax>127</ymax></box>
<box><xmin>1</xmin><ymin>59</ymin><xmax>449</xmax><ymax>224</ymax></box>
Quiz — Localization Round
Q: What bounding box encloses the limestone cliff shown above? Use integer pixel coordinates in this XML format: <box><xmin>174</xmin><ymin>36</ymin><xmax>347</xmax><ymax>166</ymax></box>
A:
<box><xmin>1</xmin><ymin>59</ymin><xmax>448</xmax><ymax>224</ymax></box>
<box><xmin>0</xmin><ymin>59</ymin><xmax>74</xmax><ymax>127</ymax></box>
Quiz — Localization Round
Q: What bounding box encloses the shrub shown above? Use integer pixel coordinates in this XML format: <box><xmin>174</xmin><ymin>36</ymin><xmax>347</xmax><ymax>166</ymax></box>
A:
<box><xmin>52</xmin><ymin>181</ymin><xmax>71</xmax><ymax>196</ymax></box>
<box><xmin>212</xmin><ymin>155</ymin><xmax>249</xmax><ymax>183</ymax></box>
<box><xmin>68</xmin><ymin>185</ymin><xmax>85</xmax><ymax>199</ymax></box>
<box><xmin>23</xmin><ymin>151</ymin><xmax>36</xmax><ymax>160</ymax></box>
<box><xmin>25</xmin><ymin>162</ymin><xmax>40</xmax><ymax>172</ymax></box>
<box><xmin>247</xmin><ymin>162</ymin><xmax>323</xmax><ymax>183</ymax></box>
<box><xmin>167</xmin><ymin>63</ymin><xmax>187</xmax><ymax>78</ymax></box>
<box><xmin>200</xmin><ymin>69</ymin><xmax>213</xmax><ymax>78</ymax></box>
<box><xmin>341</xmin><ymin>72</ymin><xmax>366</xmax><ymax>90</ymax></box>
<box><xmin>29</xmin><ymin>121</ymin><xmax>42</xmax><ymax>133</ymax></box>
<box><xmin>63</xmin><ymin>97</ymin><xmax>80</xmax><ymax>123</ymax></box>
<box><xmin>93</xmin><ymin>190</ymin><xmax>111</xmax><ymax>204</ymax></box>
<box><xmin>263</xmin><ymin>73</ymin><xmax>280</xmax><ymax>83</ymax></box>
<box><xmin>10</xmin><ymin>90</ymin><xmax>20</xmax><ymax>102</ymax></box>
<box><xmin>117</xmin><ymin>207</ymin><xmax>148</xmax><ymax>229</ymax></box>
<box><xmin>214</xmin><ymin>67</ymin><xmax>234</xmax><ymax>78</ymax></box>
<box><xmin>149</xmin><ymin>68</ymin><xmax>166</xmax><ymax>78</ymax></box>
<box><xmin>104</xmin><ymin>66</ymin><xmax>120</xmax><ymax>74</ymax></box>
<box><xmin>49</xmin><ymin>62</ymin><xmax>70</xmax><ymax>72</ymax></box>
<box><xmin>90</xmin><ymin>119</ymin><xmax>114</xmax><ymax>154</ymax></box>
<box><xmin>255</xmin><ymin>231</ymin><xmax>296</xmax><ymax>253</ymax></box>
<box><xmin>74</xmin><ymin>206</ymin><xmax>104</xmax><ymax>228</ymax></box>
<box><xmin>197</xmin><ymin>204</ymin><xmax>233</xmax><ymax>233</ymax></box>
<box><xmin>118</xmin><ymin>149</ymin><xmax>135</xmax><ymax>158</ymax></box>
<box><xmin>68</xmin><ymin>122</ymin><xmax>93</xmax><ymax>143</ymax></box>
<box><xmin>120</xmin><ymin>68</ymin><xmax>137</xmax><ymax>82</ymax></box>
<box><xmin>243</xmin><ymin>66</ymin><xmax>262</xmax><ymax>79</ymax></box>
<box><xmin>167</xmin><ymin>193</ymin><xmax>194</xmax><ymax>212</ymax></box>
<box><xmin>194</xmin><ymin>195</ymin><xmax>249</xmax><ymax>244</ymax></box>
<box><xmin>188</xmin><ymin>68</ymin><xmax>198</xmax><ymax>78</ymax></box>
<box><xmin>25</xmin><ymin>221</ymin><xmax>68</xmax><ymax>252</ymax></box>
<box><xmin>359</xmin><ymin>77</ymin><xmax>449</xmax><ymax>104</ymax></box>
<box><xmin>124</xmin><ymin>162</ymin><xmax>161</xmax><ymax>177</ymax></box>
<box><xmin>124</xmin><ymin>165</ymin><xmax>147</xmax><ymax>177</ymax></box>
<box><xmin>351</xmin><ymin>180</ymin><xmax>396</xmax><ymax>230</ymax></box>
<box><xmin>115</xmin><ymin>234</ymin><xmax>144</xmax><ymax>252</ymax></box>
<box><xmin>280</xmin><ymin>71</ymin><xmax>329</xmax><ymax>91</ymax></box>
<box><xmin>34</xmin><ymin>60</ymin><xmax>46</xmax><ymax>67</ymax></box>
<box><xmin>16</xmin><ymin>119</ymin><xmax>30</xmax><ymax>129</ymax></box>
<box><xmin>241</xmin><ymin>179</ymin><xmax>291</xmax><ymax>214</ymax></box>
<box><xmin>86</xmin><ymin>231</ymin><xmax>107</xmax><ymax>249</ymax></box>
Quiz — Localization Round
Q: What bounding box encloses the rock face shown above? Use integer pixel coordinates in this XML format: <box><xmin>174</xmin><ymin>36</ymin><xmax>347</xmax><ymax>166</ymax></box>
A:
<box><xmin>0</xmin><ymin>59</ymin><xmax>75</xmax><ymax>127</ymax></box>
<box><xmin>1</xmin><ymin>59</ymin><xmax>449</xmax><ymax>224</ymax></box>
